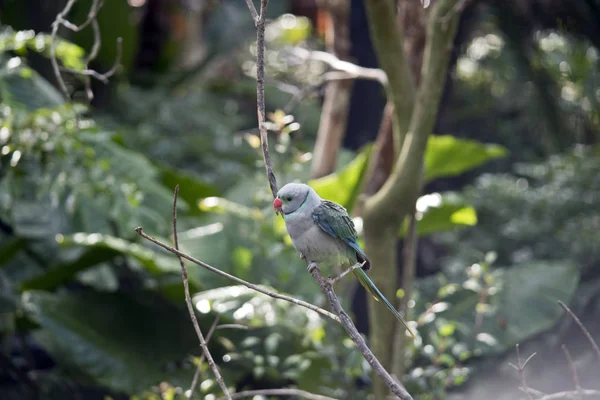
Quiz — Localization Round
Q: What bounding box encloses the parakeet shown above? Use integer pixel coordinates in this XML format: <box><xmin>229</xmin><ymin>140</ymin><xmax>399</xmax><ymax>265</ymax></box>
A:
<box><xmin>273</xmin><ymin>182</ymin><xmax>415</xmax><ymax>338</ymax></box>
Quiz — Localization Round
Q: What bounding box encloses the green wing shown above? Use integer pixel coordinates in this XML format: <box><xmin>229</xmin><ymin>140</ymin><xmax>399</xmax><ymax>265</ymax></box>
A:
<box><xmin>313</xmin><ymin>201</ymin><xmax>415</xmax><ymax>339</ymax></box>
<box><xmin>312</xmin><ymin>201</ymin><xmax>363</xmax><ymax>254</ymax></box>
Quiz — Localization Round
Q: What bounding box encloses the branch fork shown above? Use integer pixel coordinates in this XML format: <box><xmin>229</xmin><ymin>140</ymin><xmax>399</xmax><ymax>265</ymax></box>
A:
<box><xmin>510</xmin><ymin>301</ymin><xmax>600</xmax><ymax>400</ymax></box>
<box><xmin>50</xmin><ymin>0</ymin><xmax>122</xmax><ymax>102</ymax></box>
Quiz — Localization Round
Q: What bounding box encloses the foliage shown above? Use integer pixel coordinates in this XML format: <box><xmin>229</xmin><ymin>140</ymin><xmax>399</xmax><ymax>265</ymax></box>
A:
<box><xmin>450</xmin><ymin>23</ymin><xmax>600</xmax><ymax>162</ymax></box>
<box><xmin>0</xmin><ymin>24</ymin><xmax>366</xmax><ymax>400</ymax></box>
<box><xmin>416</xmin><ymin>146</ymin><xmax>600</xmax><ymax>397</ymax></box>
<box><xmin>438</xmin><ymin>146</ymin><xmax>600</xmax><ymax>273</ymax></box>
<box><xmin>1</xmin><ymin>1</ymin><xmax>599</xmax><ymax>398</ymax></box>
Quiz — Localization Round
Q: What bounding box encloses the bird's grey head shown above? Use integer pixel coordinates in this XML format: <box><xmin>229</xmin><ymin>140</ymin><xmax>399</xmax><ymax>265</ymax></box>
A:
<box><xmin>273</xmin><ymin>183</ymin><xmax>313</xmax><ymax>215</ymax></box>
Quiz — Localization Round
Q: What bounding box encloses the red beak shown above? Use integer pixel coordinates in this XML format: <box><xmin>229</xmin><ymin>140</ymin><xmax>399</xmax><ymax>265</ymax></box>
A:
<box><xmin>273</xmin><ymin>197</ymin><xmax>282</xmax><ymax>213</ymax></box>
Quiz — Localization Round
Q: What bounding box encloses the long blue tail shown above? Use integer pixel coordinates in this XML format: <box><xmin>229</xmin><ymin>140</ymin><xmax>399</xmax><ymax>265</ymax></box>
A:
<box><xmin>354</xmin><ymin>267</ymin><xmax>416</xmax><ymax>339</ymax></box>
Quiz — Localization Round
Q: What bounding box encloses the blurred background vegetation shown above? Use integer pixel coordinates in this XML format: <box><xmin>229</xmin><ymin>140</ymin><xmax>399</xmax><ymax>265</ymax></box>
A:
<box><xmin>0</xmin><ymin>0</ymin><xmax>599</xmax><ymax>399</ymax></box>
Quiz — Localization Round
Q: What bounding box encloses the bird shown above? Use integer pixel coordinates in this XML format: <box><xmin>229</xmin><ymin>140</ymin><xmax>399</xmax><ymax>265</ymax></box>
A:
<box><xmin>273</xmin><ymin>182</ymin><xmax>415</xmax><ymax>338</ymax></box>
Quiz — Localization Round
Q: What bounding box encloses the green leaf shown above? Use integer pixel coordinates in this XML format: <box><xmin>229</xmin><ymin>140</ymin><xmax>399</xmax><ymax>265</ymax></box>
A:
<box><xmin>309</xmin><ymin>145</ymin><xmax>372</xmax><ymax>211</ymax></box>
<box><xmin>1</xmin><ymin>66</ymin><xmax>64</xmax><ymax>110</ymax></box>
<box><xmin>19</xmin><ymin>247</ymin><xmax>120</xmax><ymax>291</ymax></box>
<box><xmin>20</xmin><ymin>234</ymin><xmax>180</xmax><ymax>291</ymax></box>
<box><xmin>443</xmin><ymin>261</ymin><xmax>579</xmax><ymax>354</ymax></box>
<box><xmin>159</xmin><ymin>165</ymin><xmax>220</xmax><ymax>216</ymax></box>
<box><xmin>12</xmin><ymin>201</ymin><xmax>61</xmax><ymax>238</ymax></box>
<box><xmin>487</xmin><ymin>261</ymin><xmax>579</xmax><ymax>351</ymax></box>
<box><xmin>424</xmin><ymin>136</ymin><xmax>507</xmax><ymax>182</ymax></box>
<box><xmin>0</xmin><ymin>237</ymin><xmax>26</xmax><ymax>267</ymax></box>
<box><xmin>22</xmin><ymin>290</ymin><xmax>204</xmax><ymax>394</ymax></box>
<box><xmin>60</xmin><ymin>233</ymin><xmax>180</xmax><ymax>274</ymax></box>
<box><xmin>400</xmin><ymin>193</ymin><xmax>478</xmax><ymax>237</ymax></box>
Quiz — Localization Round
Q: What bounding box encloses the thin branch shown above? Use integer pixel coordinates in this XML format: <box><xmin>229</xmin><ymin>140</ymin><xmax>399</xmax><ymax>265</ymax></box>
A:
<box><xmin>244</xmin><ymin>0</ymin><xmax>259</xmax><ymax>24</ymax></box>
<box><xmin>252</xmin><ymin>0</ymin><xmax>278</xmax><ymax>198</ymax></box>
<box><xmin>50</xmin><ymin>0</ymin><xmax>78</xmax><ymax>98</ymax></box>
<box><xmin>561</xmin><ymin>345</ymin><xmax>582</xmax><ymax>394</ymax></box>
<box><xmin>172</xmin><ymin>186</ymin><xmax>232</xmax><ymax>400</ymax></box>
<box><xmin>528</xmin><ymin>389</ymin><xmax>600</xmax><ymax>400</ymax></box>
<box><xmin>86</xmin><ymin>19</ymin><xmax>101</xmax><ymax>64</ymax></box>
<box><xmin>508</xmin><ymin>344</ymin><xmax>535</xmax><ymax>400</ymax></box>
<box><xmin>328</xmin><ymin>261</ymin><xmax>365</xmax><ymax>285</ymax></box>
<box><xmin>58</xmin><ymin>0</ymin><xmax>105</xmax><ymax>33</ymax></box>
<box><xmin>558</xmin><ymin>300</ymin><xmax>600</xmax><ymax>362</ymax></box>
<box><xmin>134</xmin><ymin>228</ymin><xmax>339</xmax><ymax>322</ymax></box>
<box><xmin>309</xmin><ymin>263</ymin><xmax>413</xmax><ymax>400</ymax></box>
<box><xmin>441</xmin><ymin>0</ymin><xmax>471</xmax><ymax>24</ymax></box>
<box><xmin>188</xmin><ymin>315</ymin><xmax>221</xmax><ymax>399</ymax></box>
<box><xmin>58</xmin><ymin>37</ymin><xmax>122</xmax><ymax>84</ymax></box>
<box><xmin>219</xmin><ymin>388</ymin><xmax>338</xmax><ymax>400</ymax></box>
<box><xmin>98</xmin><ymin>37</ymin><xmax>123</xmax><ymax>78</ymax></box>
<box><xmin>288</xmin><ymin>48</ymin><xmax>387</xmax><ymax>85</ymax></box>
<box><xmin>216</xmin><ymin>324</ymin><xmax>249</xmax><ymax>331</ymax></box>
<box><xmin>50</xmin><ymin>0</ymin><xmax>121</xmax><ymax>102</ymax></box>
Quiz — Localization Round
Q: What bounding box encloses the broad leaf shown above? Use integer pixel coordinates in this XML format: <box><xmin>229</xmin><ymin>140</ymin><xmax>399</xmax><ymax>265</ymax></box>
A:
<box><xmin>22</xmin><ymin>290</ymin><xmax>206</xmax><ymax>394</ymax></box>
<box><xmin>60</xmin><ymin>233</ymin><xmax>180</xmax><ymax>274</ymax></box>
<box><xmin>486</xmin><ymin>261</ymin><xmax>579</xmax><ymax>350</ymax></box>
<box><xmin>0</xmin><ymin>66</ymin><xmax>64</xmax><ymax>110</ymax></box>
<box><xmin>20</xmin><ymin>234</ymin><xmax>181</xmax><ymax>292</ymax></box>
<box><xmin>309</xmin><ymin>145</ymin><xmax>372</xmax><ymax>211</ymax></box>
<box><xmin>159</xmin><ymin>165</ymin><xmax>220</xmax><ymax>216</ymax></box>
<box><xmin>0</xmin><ymin>237</ymin><xmax>25</xmax><ymax>267</ymax></box>
<box><xmin>424</xmin><ymin>135</ymin><xmax>507</xmax><ymax>182</ymax></box>
<box><xmin>400</xmin><ymin>193</ymin><xmax>478</xmax><ymax>237</ymax></box>
<box><xmin>20</xmin><ymin>247</ymin><xmax>120</xmax><ymax>291</ymax></box>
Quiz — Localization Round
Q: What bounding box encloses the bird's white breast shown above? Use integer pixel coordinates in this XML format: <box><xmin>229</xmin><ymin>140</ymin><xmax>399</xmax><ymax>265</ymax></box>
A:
<box><xmin>283</xmin><ymin>210</ymin><xmax>353</xmax><ymax>268</ymax></box>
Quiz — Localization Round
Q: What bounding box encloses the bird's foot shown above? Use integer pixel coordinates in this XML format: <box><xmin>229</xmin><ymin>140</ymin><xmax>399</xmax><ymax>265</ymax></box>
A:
<box><xmin>328</xmin><ymin>261</ymin><xmax>366</xmax><ymax>286</ymax></box>
<box><xmin>306</xmin><ymin>262</ymin><xmax>318</xmax><ymax>273</ymax></box>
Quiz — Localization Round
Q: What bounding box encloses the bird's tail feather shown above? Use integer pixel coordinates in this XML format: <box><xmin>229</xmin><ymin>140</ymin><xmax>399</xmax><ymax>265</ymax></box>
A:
<box><xmin>353</xmin><ymin>268</ymin><xmax>416</xmax><ymax>339</ymax></box>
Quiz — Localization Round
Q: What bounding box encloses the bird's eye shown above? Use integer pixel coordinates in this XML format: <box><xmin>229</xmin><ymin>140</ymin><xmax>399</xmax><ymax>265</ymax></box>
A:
<box><xmin>286</xmin><ymin>196</ymin><xmax>292</xmax><ymax>201</ymax></box>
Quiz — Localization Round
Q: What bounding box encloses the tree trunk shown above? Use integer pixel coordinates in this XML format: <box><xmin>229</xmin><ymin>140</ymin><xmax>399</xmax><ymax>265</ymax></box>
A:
<box><xmin>310</xmin><ymin>0</ymin><xmax>352</xmax><ymax>179</ymax></box>
<box><xmin>361</xmin><ymin>0</ymin><xmax>463</xmax><ymax>398</ymax></box>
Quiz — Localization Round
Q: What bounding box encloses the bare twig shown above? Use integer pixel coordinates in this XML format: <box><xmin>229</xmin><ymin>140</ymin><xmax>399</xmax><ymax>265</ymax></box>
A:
<box><xmin>528</xmin><ymin>389</ymin><xmax>600</xmax><ymax>400</ymax></box>
<box><xmin>441</xmin><ymin>0</ymin><xmax>471</xmax><ymax>24</ymax></box>
<box><xmin>288</xmin><ymin>48</ymin><xmax>387</xmax><ymax>85</ymax></box>
<box><xmin>188</xmin><ymin>320</ymin><xmax>249</xmax><ymax>398</ymax></box>
<box><xmin>50</xmin><ymin>0</ymin><xmax>121</xmax><ymax>102</ymax></box>
<box><xmin>509</xmin><ymin>302</ymin><xmax>600</xmax><ymax>400</ymax></box>
<box><xmin>558</xmin><ymin>300</ymin><xmax>600</xmax><ymax>362</ymax></box>
<box><xmin>219</xmin><ymin>388</ymin><xmax>338</xmax><ymax>400</ymax></box>
<box><xmin>508</xmin><ymin>344</ymin><xmax>536</xmax><ymax>400</ymax></box>
<box><xmin>216</xmin><ymin>324</ymin><xmax>249</xmax><ymax>331</ymax></box>
<box><xmin>188</xmin><ymin>315</ymin><xmax>221</xmax><ymax>399</ymax></box>
<box><xmin>58</xmin><ymin>38</ymin><xmax>122</xmax><ymax>84</ymax></box>
<box><xmin>328</xmin><ymin>261</ymin><xmax>365</xmax><ymax>285</ymax></box>
<box><xmin>57</xmin><ymin>0</ymin><xmax>105</xmax><ymax>33</ymax></box>
<box><xmin>50</xmin><ymin>0</ymin><xmax>78</xmax><ymax>98</ymax></box>
<box><xmin>248</xmin><ymin>0</ymin><xmax>278</xmax><ymax>198</ymax></box>
<box><xmin>134</xmin><ymin>228</ymin><xmax>339</xmax><ymax>322</ymax></box>
<box><xmin>244</xmin><ymin>0</ymin><xmax>259</xmax><ymax>24</ymax></box>
<box><xmin>561</xmin><ymin>345</ymin><xmax>582</xmax><ymax>394</ymax></box>
<box><xmin>172</xmin><ymin>186</ymin><xmax>232</xmax><ymax>400</ymax></box>
<box><xmin>309</xmin><ymin>263</ymin><xmax>413</xmax><ymax>400</ymax></box>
